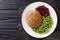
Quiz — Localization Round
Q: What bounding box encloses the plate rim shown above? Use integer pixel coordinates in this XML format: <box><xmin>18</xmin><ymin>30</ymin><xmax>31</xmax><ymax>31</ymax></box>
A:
<box><xmin>21</xmin><ymin>1</ymin><xmax>58</xmax><ymax>38</ymax></box>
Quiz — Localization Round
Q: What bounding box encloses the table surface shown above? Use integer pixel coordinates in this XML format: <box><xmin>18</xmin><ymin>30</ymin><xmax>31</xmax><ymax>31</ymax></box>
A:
<box><xmin>0</xmin><ymin>0</ymin><xmax>60</xmax><ymax>40</ymax></box>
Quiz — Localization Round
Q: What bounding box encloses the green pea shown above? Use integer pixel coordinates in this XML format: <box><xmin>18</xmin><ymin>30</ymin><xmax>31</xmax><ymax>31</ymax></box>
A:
<box><xmin>32</xmin><ymin>16</ymin><xmax>53</xmax><ymax>34</ymax></box>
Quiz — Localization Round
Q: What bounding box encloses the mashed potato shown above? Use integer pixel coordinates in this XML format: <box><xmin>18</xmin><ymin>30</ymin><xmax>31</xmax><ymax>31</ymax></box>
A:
<box><xmin>26</xmin><ymin>10</ymin><xmax>42</xmax><ymax>28</ymax></box>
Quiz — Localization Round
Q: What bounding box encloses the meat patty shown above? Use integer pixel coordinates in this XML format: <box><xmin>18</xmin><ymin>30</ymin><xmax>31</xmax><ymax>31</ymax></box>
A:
<box><xmin>26</xmin><ymin>10</ymin><xmax>42</xmax><ymax>28</ymax></box>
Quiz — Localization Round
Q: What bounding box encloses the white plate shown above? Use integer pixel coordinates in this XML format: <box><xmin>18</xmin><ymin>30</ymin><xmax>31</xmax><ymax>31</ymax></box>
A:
<box><xmin>21</xmin><ymin>2</ymin><xmax>57</xmax><ymax>38</ymax></box>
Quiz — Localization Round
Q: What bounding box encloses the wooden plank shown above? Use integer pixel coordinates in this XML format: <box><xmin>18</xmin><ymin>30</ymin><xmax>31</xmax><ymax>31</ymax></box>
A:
<box><xmin>42</xmin><ymin>31</ymin><xmax>60</xmax><ymax>40</ymax></box>
<box><xmin>0</xmin><ymin>30</ymin><xmax>59</xmax><ymax>40</ymax></box>
<box><xmin>0</xmin><ymin>0</ymin><xmax>58</xmax><ymax>30</ymax></box>
<box><xmin>0</xmin><ymin>0</ymin><xmax>59</xmax><ymax>40</ymax></box>
<box><xmin>0</xmin><ymin>0</ymin><xmax>57</xmax><ymax>10</ymax></box>
<box><xmin>0</xmin><ymin>0</ymin><xmax>28</xmax><ymax>9</ymax></box>
<box><xmin>0</xmin><ymin>10</ymin><xmax>22</xmax><ymax>30</ymax></box>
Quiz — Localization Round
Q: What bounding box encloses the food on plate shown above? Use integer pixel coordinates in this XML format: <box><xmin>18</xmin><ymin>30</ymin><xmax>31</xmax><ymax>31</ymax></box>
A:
<box><xmin>26</xmin><ymin>10</ymin><xmax>42</xmax><ymax>28</ymax></box>
<box><xmin>36</xmin><ymin>5</ymin><xmax>50</xmax><ymax>16</ymax></box>
<box><xmin>26</xmin><ymin>5</ymin><xmax>53</xmax><ymax>34</ymax></box>
<box><xmin>32</xmin><ymin>16</ymin><xmax>52</xmax><ymax>33</ymax></box>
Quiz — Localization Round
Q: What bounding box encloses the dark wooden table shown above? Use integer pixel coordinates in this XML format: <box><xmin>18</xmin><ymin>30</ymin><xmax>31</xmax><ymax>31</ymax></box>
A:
<box><xmin>0</xmin><ymin>0</ymin><xmax>60</xmax><ymax>40</ymax></box>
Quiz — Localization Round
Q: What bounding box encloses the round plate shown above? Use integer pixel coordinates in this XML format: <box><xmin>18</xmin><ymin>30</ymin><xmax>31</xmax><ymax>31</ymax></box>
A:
<box><xmin>22</xmin><ymin>2</ymin><xmax>57</xmax><ymax>38</ymax></box>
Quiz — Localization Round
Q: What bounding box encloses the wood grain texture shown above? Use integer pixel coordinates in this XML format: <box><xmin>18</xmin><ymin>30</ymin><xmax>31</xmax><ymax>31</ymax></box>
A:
<box><xmin>0</xmin><ymin>0</ymin><xmax>59</xmax><ymax>40</ymax></box>
<box><xmin>0</xmin><ymin>10</ymin><xmax>21</xmax><ymax>30</ymax></box>
<box><xmin>0</xmin><ymin>0</ymin><xmax>27</xmax><ymax>9</ymax></box>
<box><xmin>0</xmin><ymin>30</ymin><xmax>59</xmax><ymax>40</ymax></box>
